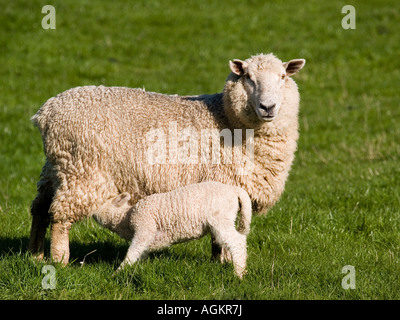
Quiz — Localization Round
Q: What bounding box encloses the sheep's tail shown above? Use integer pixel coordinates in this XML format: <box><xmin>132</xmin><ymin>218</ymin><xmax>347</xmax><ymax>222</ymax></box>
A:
<box><xmin>30</xmin><ymin>112</ymin><xmax>41</xmax><ymax>129</ymax></box>
<box><xmin>30</xmin><ymin>97</ymin><xmax>57</xmax><ymax>133</ymax></box>
<box><xmin>235</xmin><ymin>187</ymin><xmax>252</xmax><ymax>235</ymax></box>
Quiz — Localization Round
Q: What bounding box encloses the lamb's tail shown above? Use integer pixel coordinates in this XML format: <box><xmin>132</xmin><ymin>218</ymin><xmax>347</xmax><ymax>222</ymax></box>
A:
<box><xmin>235</xmin><ymin>187</ymin><xmax>252</xmax><ymax>235</ymax></box>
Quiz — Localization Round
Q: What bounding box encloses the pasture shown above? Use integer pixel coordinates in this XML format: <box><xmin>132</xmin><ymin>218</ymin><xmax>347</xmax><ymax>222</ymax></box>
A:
<box><xmin>1</xmin><ymin>0</ymin><xmax>399</xmax><ymax>300</ymax></box>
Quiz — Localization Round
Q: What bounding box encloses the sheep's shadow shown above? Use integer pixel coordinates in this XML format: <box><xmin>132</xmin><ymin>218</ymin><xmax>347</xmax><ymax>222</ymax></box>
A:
<box><xmin>0</xmin><ymin>235</ymin><xmax>184</xmax><ymax>266</ymax></box>
<box><xmin>0</xmin><ymin>236</ymin><xmax>30</xmax><ymax>258</ymax></box>
<box><xmin>0</xmin><ymin>235</ymin><xmax>126</xmax><ymax>264</ymax></box>
<box><xmin>68</xmin><ymin>241</ymin><xmax>208</xmax><ymax>266</ymax></box>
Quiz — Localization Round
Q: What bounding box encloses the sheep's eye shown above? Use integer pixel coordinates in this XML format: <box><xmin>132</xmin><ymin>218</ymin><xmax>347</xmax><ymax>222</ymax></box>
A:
<box><xmin>281</xmin><ymin>74</ymin><xmax>286</xmax><ymax>80</ymax></box>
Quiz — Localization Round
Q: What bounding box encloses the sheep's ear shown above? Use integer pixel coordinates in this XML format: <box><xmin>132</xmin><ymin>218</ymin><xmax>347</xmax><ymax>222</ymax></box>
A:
<box><xmin>284</xmin><ymin>59</ymin><xmax>306</xmax><ymax>76</ymax></box>
<box><xmin>112</xmin><ymin>192</ymin><xmax>131</xmax><ymax>207</ymax></box>
<box><xmin>229</xmin><ymin>59</ymin><xmax>248</xmax><ymax>76</ymax></box>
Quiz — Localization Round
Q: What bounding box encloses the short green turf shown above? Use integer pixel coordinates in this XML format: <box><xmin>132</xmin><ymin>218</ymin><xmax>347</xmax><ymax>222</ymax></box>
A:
<box><xmin>1</xmin><ymin>0</ymin><xmax>399</xmax><ymax>299</ymax></box>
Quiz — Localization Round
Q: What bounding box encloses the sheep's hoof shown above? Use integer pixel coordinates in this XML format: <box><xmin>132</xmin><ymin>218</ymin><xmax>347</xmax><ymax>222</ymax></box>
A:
<box><xmin>111</xmin><ymin>265</ymin><xmax>124</xmax><ymax>277</ymax></box>
<box><xmin>219</xmin><ymin>248</ymin><xmax>232</xmax><ymax>264</ymax></box>
<box><xmin>113</xmin><ymin>260</ymin><xmax>131</xmax><ymax>275</ymax></box>
<box><xmin>30</xmin><ymin>252</ymin><xmax>45</xmax><ymax>262</ymax></box>
<box><xmin>50</xmin><ymin>255</ymin><xmax>69</xmax><ymax>267</ymax></box>
<box><xmin>235</xmin><ymin>268</ymin><xmax>247</xmax><ymax>280</ymax></box>
<box><xmin>111</xmin><ymin>270</ymin><xmax>120</xmax><ymax>278</ymax></box>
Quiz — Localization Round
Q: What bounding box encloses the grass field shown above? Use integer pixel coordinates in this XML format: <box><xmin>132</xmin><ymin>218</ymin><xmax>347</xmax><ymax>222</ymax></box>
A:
<box><xmin>1</xmin><ymin>0</ymin><xmax>399</xmax><ymax>300</ymax></box>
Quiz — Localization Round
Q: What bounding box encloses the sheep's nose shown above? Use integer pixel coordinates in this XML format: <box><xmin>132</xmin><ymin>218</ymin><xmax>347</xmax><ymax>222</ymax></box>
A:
<box><xmin>259</xmin><ymin>103</ymin><xmax>276</xmax><ymax>116</ymax></box>
<box><xmin>259</xmin><ymin>103</ymin><xmax>276</xmax><ymax>112</ymax></box>
<box><xmin>260</xmin><ymin>103</ymin><xmax>276</xmax><ymax>114</ymax></box>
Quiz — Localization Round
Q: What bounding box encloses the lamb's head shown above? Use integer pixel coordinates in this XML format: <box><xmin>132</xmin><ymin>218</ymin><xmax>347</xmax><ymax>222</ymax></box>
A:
<box><xmin>108</xmin><ymin>192</ymin><xmax>131</xmax><ymax>210</ymax></box>
<box><xmin>224</xmin><ymin>53</ymin><xmax>305</xmax><ymax>128</ymax></box>
<box><xmin>94</xmin><ymin>192</ymin><xmax>132</xmax><ymax>226</ymax></box>
<box><xmin>93</xmin><ymin>192</ymin><xmax>134</xmax><ymax>240</ymax></box>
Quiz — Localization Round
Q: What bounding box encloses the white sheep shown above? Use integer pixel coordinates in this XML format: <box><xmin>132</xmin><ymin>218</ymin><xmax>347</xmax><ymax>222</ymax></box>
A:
<box><xmin>94</xmin><ymin>182</ymin><xmax>252</xmax><ymax>279</ymax></box>
<box><xmin>29</xmin><ymin>53</ymin><xmax>305</xmax><ymax>265</ymax></box>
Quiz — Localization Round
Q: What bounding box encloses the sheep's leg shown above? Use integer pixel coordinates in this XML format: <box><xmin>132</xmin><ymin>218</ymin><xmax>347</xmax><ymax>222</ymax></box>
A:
<box><xmin>50</xmin><ymin>220</ymin><xmax>72</xmax><ymax>265</ymax></box>
<box><xmin>219</xmin><ymin>246</ymin><xmax>233</xmax><ymax>264</ymax></box>
<box><xmin>211</xmin><ymin>227</ymin><xmax>247</xmax><ymax>279</ymax></box>
<box><xmin>117</xmin><ymin>227</ymin><xmax>156</xmax><ymax>271</ymax></box>
<box><xmin>28</xmin><ymin>163</ymin><xmax>53</xmax><ymax>260</ymax></box>
<box><xmin>211</xmin><ymin>235</ymin><xmax>223</xmax><ymax>261</ymax></box>
<box><xmin>227</xmin><ymin>233</ymin><xmax>247</xmax><ymax>279</ymax></box>
<box><xmin>47</xmin><ymin>191</ymin><xmax>88</xmax><ymax>265</ymax></box>
<box><xmin>48</xmin><ymin>186</ymin><xmax>76</xmax><ymax>265</ymax></box>
<box><xmin>47</xmin><ymin>166</ymin><xmax>114</xmax><ymax>265</ymax></box>
<box><xmin>28</xmin><ymin>214</ymin><xmax>50</xmax><ymax>260</ymax></box>
<box><xmin>212</xmin><ymin>234</ymin><xmax>232</xmax><ymax>264</ymax></box>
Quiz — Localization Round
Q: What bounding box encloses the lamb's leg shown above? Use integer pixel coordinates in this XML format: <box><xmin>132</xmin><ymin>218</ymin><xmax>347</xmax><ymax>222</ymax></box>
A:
<box><xmin>28</xmin><ymin>164</ymin><xmax>53</xmax><ymax>259</ymax></box>
<box><xmin>117</xmin><ymin>237</ymin><xmax>152</xmax><ymax>271</ymax></box>
<box><xmin>211</xmin><ymin>235</ymin><xmax>223</xmax><ymax>261</ymax></box>
<box><xmin>227</xmin><ymin>232</ymin><xmax>247</xmax><ymax>279</ymax></box>
<box><xmin>212</xmin><ymin>234</ymin><xmax>232</xmax><ymax>264</ymax></box>
<box><xmin>220</xmin><ymin>247</ymin><xmax>233</xmax><ymax>264</ymax></box>
<box><xmin>117</xmin><ymin>226</ymin><xmax>156</xmax><ymax>271</ymax></box>
<box><xmin>211</xmin><ymin>227</ymin><xmax>247</xmax><ymax>279</ymax></box>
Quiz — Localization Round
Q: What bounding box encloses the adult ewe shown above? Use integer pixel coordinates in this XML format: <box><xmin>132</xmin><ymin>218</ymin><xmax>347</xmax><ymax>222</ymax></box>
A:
<box><xmin>29</xmin><ymin>53</ymin><xmax>305</xmax><ymax>264</ymax></box>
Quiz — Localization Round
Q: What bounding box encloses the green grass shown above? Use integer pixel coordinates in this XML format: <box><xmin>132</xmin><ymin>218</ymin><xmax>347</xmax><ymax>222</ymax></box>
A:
<box><xmin>1</xmin><ymin>0</ymin><xmax>400</xmax><ymax>299</ymax></box>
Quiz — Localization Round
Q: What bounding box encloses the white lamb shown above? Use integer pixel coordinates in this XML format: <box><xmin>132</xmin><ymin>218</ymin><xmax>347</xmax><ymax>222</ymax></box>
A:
<box><xmin>94</xmin><ymin>181</ymin><xmax>252</xmax><ymax>279</ymax></box>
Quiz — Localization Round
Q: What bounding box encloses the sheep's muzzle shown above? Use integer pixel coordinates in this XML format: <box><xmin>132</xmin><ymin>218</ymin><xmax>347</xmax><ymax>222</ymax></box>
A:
<box><xmin>258</xmin><ymin>103</ymin><xmax>276</xmax><ymax>121</ymax></box>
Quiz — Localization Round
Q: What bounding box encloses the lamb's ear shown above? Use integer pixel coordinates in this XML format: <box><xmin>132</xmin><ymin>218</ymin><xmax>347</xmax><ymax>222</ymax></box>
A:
<box><xmin>112</xmin><ymin>192</ymin><xmax>131</xmax><ymax>207</ymax></box>
<box><xmin>284</xmin><ymin>59</ymin><xmax>306</xmax><ymax>76</ymax></box>
<box><xmin>229</xmin><ymin>59</ymin><xmax>248</xmax><ymax>76</ymax></box>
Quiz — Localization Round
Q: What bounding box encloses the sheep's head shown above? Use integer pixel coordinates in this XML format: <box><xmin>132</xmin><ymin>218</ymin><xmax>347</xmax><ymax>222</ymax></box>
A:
<box><xmin>95</xmin><ymin>192</ymin><xmax>132</xmax><ymax>221</ymax></box>
<box><xmin>224</xmin><ymin>53</ymin><xmax>305</xmax><ymax>127</ymax></box>
<box><xmin>110</xmin><ymin>192</ymin><xmax>131</xmax><ymax>208</ymax></box>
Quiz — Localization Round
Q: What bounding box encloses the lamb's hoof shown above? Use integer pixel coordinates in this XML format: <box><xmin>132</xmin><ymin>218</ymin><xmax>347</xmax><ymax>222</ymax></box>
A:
<box><xmin>219</xmin><ymin>248</ymin><xmax>232</xmax><ymax>264</ymax></box>
<box><xmin>112</xmin><ymin>261</ymin><xmax>130</xmax><ymax>277</ymax></box>
<box><xmin>111</xmin><ymin>270</ymin><xmax>119</xmax><ymax>277</ymax></box>
<box><xmin>236</xmin><ymin>268</ymin><xmax>247</xmax><ymax>280</ymax></box>
<box><xmin>112</xmin><ymin>267</ymin><xmax>123</xmax><ymax>277</ymax></box>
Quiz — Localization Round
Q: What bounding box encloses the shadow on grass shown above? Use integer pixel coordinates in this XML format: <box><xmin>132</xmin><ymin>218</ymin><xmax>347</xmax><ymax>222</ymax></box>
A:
<box><xmin>0</xmin><ymin>236</ymin><xmax>126</xmax><ymax>265</ymax></box>
<box><xmin>0</xmin><ymin>236</ymin><xmax>29</xmax><ymax>258</ymax></box>
<box><xmin>0</xmin><ymin>236</ymin><xmax>183</xmax><ymax>267</ymax></box>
